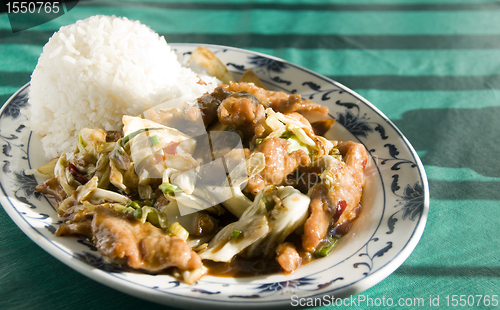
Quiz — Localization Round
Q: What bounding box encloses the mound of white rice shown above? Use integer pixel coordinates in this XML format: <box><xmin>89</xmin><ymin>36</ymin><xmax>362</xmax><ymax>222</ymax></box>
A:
<box><xmin>29</xmin><ymin>15</ymin><xmax>217</xmax><ymax>158</ymax></box>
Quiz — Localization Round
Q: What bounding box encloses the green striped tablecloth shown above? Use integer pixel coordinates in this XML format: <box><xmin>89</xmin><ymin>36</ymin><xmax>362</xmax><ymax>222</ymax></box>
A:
<box><xmin>1</xmin><ymin>1</ymin><xmax>499</xmax><ymax>309</ymax></box>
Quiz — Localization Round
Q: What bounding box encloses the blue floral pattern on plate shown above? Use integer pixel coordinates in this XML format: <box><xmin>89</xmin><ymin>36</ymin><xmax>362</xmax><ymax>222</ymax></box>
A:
<box><xmin>0</xmin><ymin>44</ymin><xmax>429</xmax><ymax>309</ymax></box>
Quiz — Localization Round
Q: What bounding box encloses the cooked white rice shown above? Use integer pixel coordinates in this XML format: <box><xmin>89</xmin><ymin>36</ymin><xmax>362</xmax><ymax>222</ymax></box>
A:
<box><xmin>29</xmin><ymin>15</ymin><xmax>217</xmax><ymax>158</ymax></box>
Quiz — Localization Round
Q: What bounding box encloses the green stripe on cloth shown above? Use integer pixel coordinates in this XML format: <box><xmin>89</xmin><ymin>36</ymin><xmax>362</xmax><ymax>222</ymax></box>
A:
<box><xmin>429</xmin><ymin>180</ymin><xmax>500</xmax><ymax>200</ymax></box>
<box><xmin>392</xmin><ymin>106</ymin><xmax>500</xmax><ymax>179</ymax></box>
<box><xmin>356</xmin><ymin>90</ymin><xmax>500</xmax><ymax>120</ymax></box>
<box><xmin>0</xmin><ymin>45</ymin><xmax>42</xmax><ymax>71</ymax></box>
<box><xmin>4</xmin><ymin>8</ymin><xmax>500</xmax><ymax>35</ymax></box>
<box><xmin>0</xmin><ymin>72</ymin><xmax>31</xmax><ymax>87</ymax></box>
<box><xmin>331</xmin><ymin>75</ymin><xmax>500</xmax><ymax>90</ymax></box>
<box><xmin>144</xmin><ymin>33</ymin><xmax>500</xmax><ymax>49</ymax></box>
<box><xmin>76</xmin><ymin>1</ymin><xmax>500</xmax><ymax>12</ymax></box>
<box><xmin>5</xmin><ymin>46</ymin><xmax>500</xmax><ymax>77</ymax></box>
<box><xmin>356</xmin><ymin>197</ymin><xmax>499</xmax><ymax>306</ymax></box>
<box><xmin>425</xmin><ymin>166</ymin><xmax>500</xmax><ymax>182</ymax></box>
<box><xmin>0</xmin><ymin>87</ymin><xmax>22</xmax><ymax>96</ymax></box>
<box><xmin>0</xmin><ymin>94</ymin><xmax>17</xmax><ymax>108</ymax></box>
<box><xmin>400</xmin><ymin>199</ymin><xmax>500</xmax><ymax>265</ymax></box>
<box><xmin>0</xmin><ymin>15</ymin><xmax>11</xmax><ymax>29</ymax></box>
<box><xmin>4</xmin><ymin>30</ymin><xmax>500</xmax><ymax>50</ymax></box>
<box><xmin>254</xmin><ymin>49</ymin><xmax>500</xmax><ymax>77</ymax></box>
<box><xmin>96</xmin><ymin>0</ymin><xmax>500</xmax><ymax>5</ymax></box>
<box><xmin>395</xmin><ymin>265</ymin><xmax>500</xmax><ymax>277</ymax></box>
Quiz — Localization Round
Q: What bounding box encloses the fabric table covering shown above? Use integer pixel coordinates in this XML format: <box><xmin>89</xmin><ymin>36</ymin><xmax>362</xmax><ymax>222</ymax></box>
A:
<box><xmin>1</xmin><ymin>1</ymin><xmax>499</xmax><ymax>309</ymax></box>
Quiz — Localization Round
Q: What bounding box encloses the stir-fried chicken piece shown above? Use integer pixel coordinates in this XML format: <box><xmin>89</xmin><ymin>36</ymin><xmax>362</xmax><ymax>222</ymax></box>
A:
<box><xmin>35</xmin><ymin>177</ymin><xmax>67</xmax><ymax>205</ymax></box>
<box><xmin>276</xmin><ymin>242</ymin><xmax>301</xmax><ymax>273</ymax></box>
<box><xmin>224</xmin><ymin>82</ymin><xmax>328</xmax><ymax>115</ymax></box>
<box><xmin>195</xmin><ymin>86</ymin><xmax>232</xmax><ymax>127</ymax></box>
<box><xmin>337</xmin><ymin>141</ymin><xmax>368</xmax><ymax>176</ymax></box>
<box><xmin>91</xmin><ymin>206</ymin><xmax>205</xmax><ymax>284</ymax></box>
<box><xmin>55</xmin><ymin>201</ymin><xmax>95</xmax><ymax>238</ymax></box>
<box><xmin>302</xmin><ymin>184</ymin><xmax>331</xmax><ymax>252</ymax></box>
<box><xmin>36</xmin><ymin>177</ymin><xmax>94</xmax><ymax>238</ymax></box>
<box><xmin>245</xmin><ymin>137</ymin><xmax>310</xmax><ymax>195</ymax></box>
<box><xmin>56</xmin><ymin>221</ymin><xmax>93</xmax><ymax>238</ymax></box>
<box><xmin>334</xmin><ymin>141</ymin><xmax>367</xmax><ymax>226</ymax></box>
<box><xmin>271</xmin><ymin>93</ymin><xmax>329</xmax><ymax>115</ymax></box>
<box><xmin>285</xmin><ymin>112</ymin><xmax>314</xmax><ymax>130</ymax></box>
<box><xmin>217</xmin><ymin>91</ymin><xmax>266</xmax><ymax>139</ymax></box>
<box><xmin>302</xmin><ymin>141</ymin><xmax>367</xmax><ymax>252</ymax></box>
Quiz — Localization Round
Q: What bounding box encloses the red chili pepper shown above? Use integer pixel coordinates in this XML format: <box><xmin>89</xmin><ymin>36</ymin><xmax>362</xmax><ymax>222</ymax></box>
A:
<box><xmin>153</xmin><ymin>152</ymin><xmax>164</xmax><ymax>164</ymax></box>
<box><xmin>334</xmin><ymin>200</ymin><xmax>347</xmax><ymax>223</ymax></box>
<box><xmin>163</xmin><ymin>141</ymin><xmax>180</xmax><ymax>155</ymax></box>
<box><xmin>68</xmin><ymin>162</ymin><xmax>89</xmax><ymax>184</ymax></box>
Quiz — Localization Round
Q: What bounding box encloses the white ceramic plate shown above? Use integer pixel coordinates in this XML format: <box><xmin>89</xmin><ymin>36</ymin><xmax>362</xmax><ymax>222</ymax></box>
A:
<box><xmin>0</xmin><ymin>44</ymin><xmax>429</xmax><ymax>309</ymax></box>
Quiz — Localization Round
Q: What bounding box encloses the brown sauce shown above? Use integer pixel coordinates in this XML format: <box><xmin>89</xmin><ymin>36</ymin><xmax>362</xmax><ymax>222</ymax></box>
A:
<box><xmin>204</xmin><ymin>203</ymin><xmax>362</xmax><ymax>277</ymax></box>
<box><xmin>204</xmin><ymin>256</ymin><xmax>282</xmax><ymax>277</ymax></box>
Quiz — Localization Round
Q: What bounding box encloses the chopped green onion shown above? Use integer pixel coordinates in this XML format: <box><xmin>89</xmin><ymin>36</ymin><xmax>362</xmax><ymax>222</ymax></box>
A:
<box><xmin>230</xmin><ymin>229</ymin><xmax>242</xmax><ymax>240</ymax></box>
<box><xmin>280</xmin><ymin>130</ymin><xmax>293</xmax><ymax>139</ymax></box>
<box><xmin>149</xmin><ymin>135</ymin><xmax>160</xmax><ymax>146</ymax></box>
<box><xmin>139</xmin><ymin>206</ymin><xmax>169</xmax><ymax>230</ymax></box>
<box><xmin>262</xmin><ymin>195</ymin><xmax>275</xmax><ymax>211</ymax></box>
<box><xmin>146</xmin><ymin>198</ymin><xmax>156</xmax><ymax>207</ymax></box>
<box><xmin>120</xmin><ymin>128</ymin><xmax>163</xmax><ymax>147</ymax></box>
<box><xmin>112</xmin><ymin>204</ymin><xmax>135</xmax><ymax>215</ymax></box>
<box><xmin>254</xmin><ymin>138</ymin><xmax>264</xmax><ymax>147</ymax></box>
<box><xmin>168</xmin><ymin>222</ymin><xmax>189</xmax><ymax>241</ymax></box>
<box><xmin>77</xmin><ymin>132</ymin><xmax>87</xmax><ymax>152</ymax></box>
<box><xmin>314</xmin><ymin>236</ymin><xmax>339</xmax><ymax>257</ymax></box>
<box><xmin>126</xmin><ymin>201</ymin><xmax>141</xmax><ymax>209</ymax></box>
<box><xmin>158</xmin><ymin>182</ymin><xmax>181</xmax><ymax>195</ymax></box>
<box><xmin>133</xmin><ymin>208</ymin><xmax>142</xmax><ymax>219</ymax></box>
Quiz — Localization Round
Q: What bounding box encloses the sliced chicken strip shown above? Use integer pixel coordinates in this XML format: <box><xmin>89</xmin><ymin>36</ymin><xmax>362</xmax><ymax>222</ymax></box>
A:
<box><xmin>245</xmin><ymin>137</ymin><xmax>310</xmax><ymax>195</ymax></box>
<box><xmin>92</xmin><ymin>206</ymin><xmax>205</xmax><ymax>284</ymax></box>
<box><xmin>302</xmin><ymin>141</ymin><xmax>367</xmax><ymax>252</ymax></box>
<box><xmin>276</xmin><ymin>242</ymin><xmax>301</xmax><ymax>273</ymax></box>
